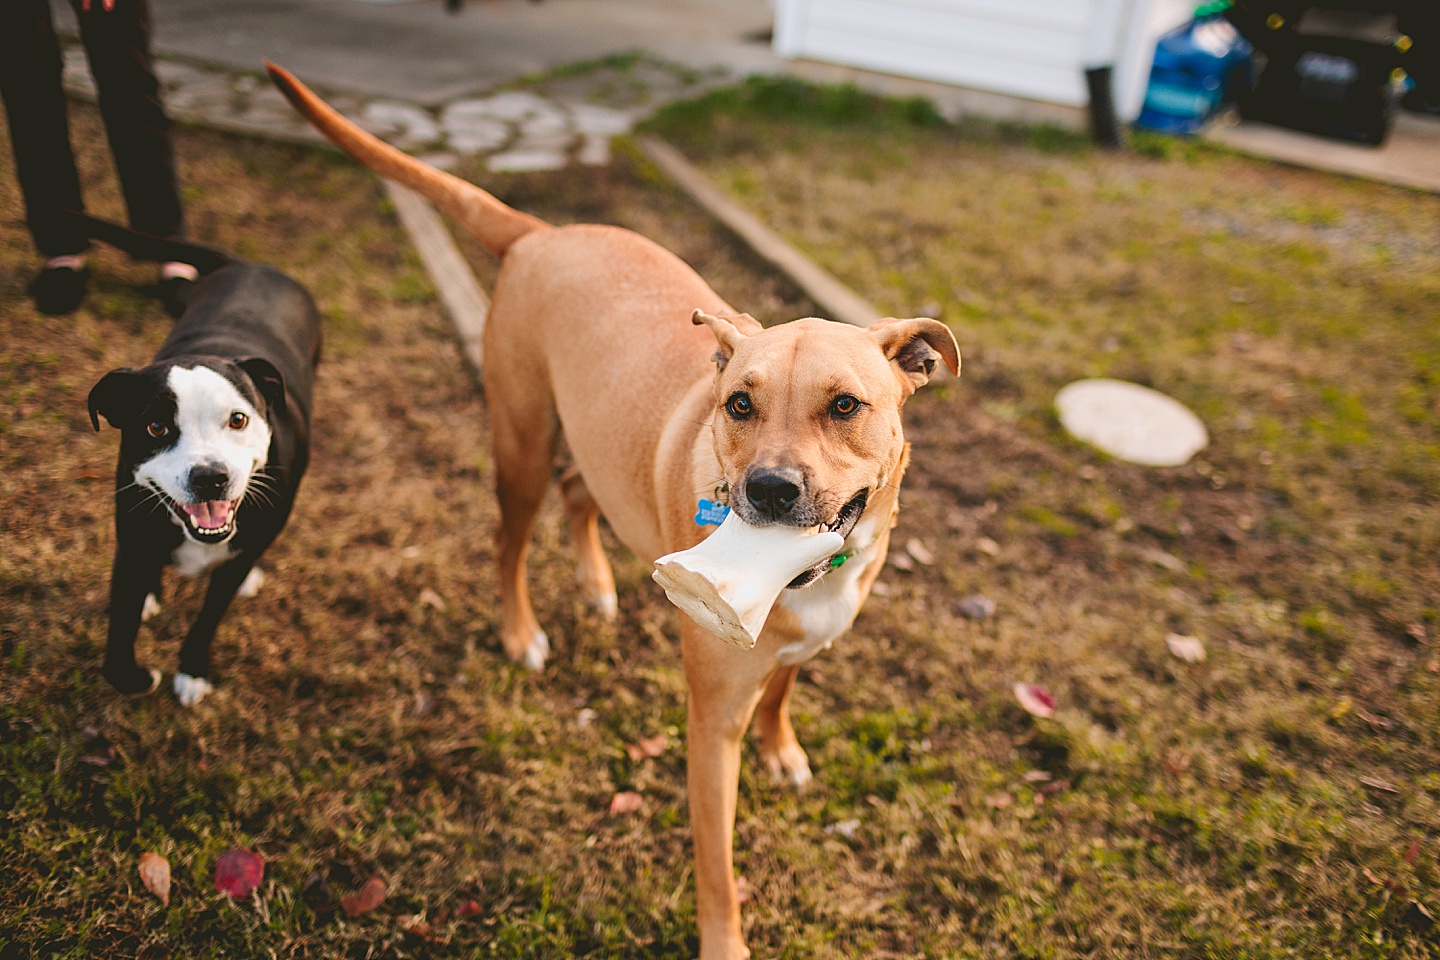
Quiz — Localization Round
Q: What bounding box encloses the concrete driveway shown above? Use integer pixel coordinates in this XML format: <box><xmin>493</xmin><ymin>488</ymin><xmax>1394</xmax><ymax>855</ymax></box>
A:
<box><xmin>52</xmin><ymin>0</ymin><xmax>780</xmax><ymax>106</ymax></box>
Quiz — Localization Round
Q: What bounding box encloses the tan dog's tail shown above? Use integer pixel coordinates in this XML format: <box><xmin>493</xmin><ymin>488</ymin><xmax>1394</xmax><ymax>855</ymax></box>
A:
<box><xmin>265</xmin><ymin>61</ymin><xmax>547</xmax><ymax>258</ymax></box>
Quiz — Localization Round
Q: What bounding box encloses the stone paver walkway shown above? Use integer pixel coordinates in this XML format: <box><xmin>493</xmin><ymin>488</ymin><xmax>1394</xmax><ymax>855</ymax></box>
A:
<box><xmin>61</xmin><ymin>47</ymin><xmax>721</xmax><ymax>173</ymax></box>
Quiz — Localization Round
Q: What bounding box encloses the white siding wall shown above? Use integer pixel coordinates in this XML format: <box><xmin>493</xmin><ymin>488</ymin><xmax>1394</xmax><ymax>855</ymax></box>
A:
<box><xmin>775</xmin><ymin>0</ymin><xmax>1193</xmax><ymax>120</ymax></box>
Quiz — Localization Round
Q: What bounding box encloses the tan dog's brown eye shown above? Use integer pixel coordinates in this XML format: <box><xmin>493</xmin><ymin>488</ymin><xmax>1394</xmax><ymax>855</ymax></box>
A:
<box><xmin>725</xmin><ymin>393</ymin><xmax>752</xmax><ymax>420</ymax></box>
<box><xmin>146</xmin><ymin>421</ymin><xmax>169</xmax><ymax>438</ymax></box>
<box><xmin>228</xmin><ymin>412</ymin><xmax>249</xmax><ymax>430</ymax></box>
<box><xmin>831</xmin><ymin>395</ymin><xmax>861</xmax><ymax>418</ymax></box>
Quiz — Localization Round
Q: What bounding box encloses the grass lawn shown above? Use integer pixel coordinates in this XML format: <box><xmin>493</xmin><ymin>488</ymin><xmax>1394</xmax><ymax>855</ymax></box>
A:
<box><xmin>1</xmin><ymin>82</ymin><xmax>1437</xmax><ymax>958</ymax></box>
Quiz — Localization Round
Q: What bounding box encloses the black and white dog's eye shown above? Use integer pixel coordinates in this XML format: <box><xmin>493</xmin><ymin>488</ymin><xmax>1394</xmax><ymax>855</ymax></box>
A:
<box><xmin>831</xmin><ymin>394</ymin><xmax>861</xmax><ymax>418</ymax></box>
<box><xmin>146</xmin><ymin>421</ymin><xmax>169</xmax><ymax>438</ymax></box>
<box><xmin>228</xmin><ymin>411</ymin><xmax>249</xmax><ymax>430</ymax></box>
<box><xmin>725</xmin><ymin>393</ymin><xmax>753</xmax><ymax>420</ymax></box>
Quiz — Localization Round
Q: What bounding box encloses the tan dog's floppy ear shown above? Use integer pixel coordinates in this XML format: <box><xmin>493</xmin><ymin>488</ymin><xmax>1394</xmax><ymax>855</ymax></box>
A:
<box><xmin>692</xmin><ymin>309</ymin><xmax>762</xmax><ymax>369</ymax></box>
<box><xmin>866</xmin><ymin>317</ymin><xmax>960</xmax><ymax>394</ymax></box>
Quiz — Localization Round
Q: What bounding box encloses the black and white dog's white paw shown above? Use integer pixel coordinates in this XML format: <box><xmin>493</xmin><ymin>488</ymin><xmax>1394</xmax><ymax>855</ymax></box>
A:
<box><xmin>173</xmin><ymin>672</ymin><xmax>215</xmax><ymax>707</ymax></box>
<box><xmin>237</xmin><ymin>567</ymin><xmax>265</xmax><ymax>598</ymax></box>
<box><xmin>141</xmin><ymin>593</ymin><xmax>162</xmax><ymax>622</ymax></box>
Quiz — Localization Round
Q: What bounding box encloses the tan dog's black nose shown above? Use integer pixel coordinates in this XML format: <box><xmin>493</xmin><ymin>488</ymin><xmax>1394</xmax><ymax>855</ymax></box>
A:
<box><xmin>745</xmin><ymin>468</ymin><xmax>802</xmax><ymax>520</ymax></box>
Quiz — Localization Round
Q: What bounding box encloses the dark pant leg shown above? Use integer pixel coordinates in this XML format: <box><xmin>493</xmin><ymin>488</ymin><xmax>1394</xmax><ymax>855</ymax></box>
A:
<box><xmin>74</xmin><ymin>0</ymin><xmax>185</xmax><ymax>240</ymax></box>
<box><xmin>0</xmin><ymin>0</ymin><xmax>89</xmax><ymax>257</ymax></box>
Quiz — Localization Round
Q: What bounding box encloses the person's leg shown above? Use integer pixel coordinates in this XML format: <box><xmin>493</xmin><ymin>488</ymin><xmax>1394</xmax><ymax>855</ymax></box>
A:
<box><xmin>0</xmin><ymin>0</ymin><xmax>92</xmax><ymax>312</ymax></box>
<box><xmin>75</xmin><ymin>0</ymin><xmax>196</xmax><ymax>314</ymax></box>
<box><xmin>75</xmin><ymin>0</ymin><xmax>184</xmax><ymax>239</ymax></box>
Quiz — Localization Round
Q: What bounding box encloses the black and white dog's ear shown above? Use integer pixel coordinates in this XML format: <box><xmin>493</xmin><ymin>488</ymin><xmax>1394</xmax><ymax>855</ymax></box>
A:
<box><xmin>238</xmin><ymin>357</ymin><xmax>286</xmax><ymax>413</ymax></box>
<box><xmin>88</xmin><ymin>368</ymin><xmax>145</xmax><ymax>431</ymax></box>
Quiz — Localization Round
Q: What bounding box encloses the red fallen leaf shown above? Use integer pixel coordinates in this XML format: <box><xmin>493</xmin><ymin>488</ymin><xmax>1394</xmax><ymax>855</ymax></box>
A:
<box><xmin>1013</xmin><ymin>683</ymin><xmax>1056</xmax><ymax>718</ymax></box>
<box><xmin>608</xmin><ymin>791</ymin><xmax>644</xmax><ymax>814</ymax></box>
<box><xmin>625</xmin><ymin>734</ymin><xmax>669</xmax><ymax>761</ymax></box>
<box><xmin>75</xmin><ymin>466</ymin><xmax>110</xmax><ymax>481</ymax></box>
<box><xmin>341</xmin><ymin>875</ymin><xmax>387</xmax><ymax>918</ymax></box>
<box><xmin>1405</xmin><ymin>839</ymin><xmax>1422</xmax><ymax>864</ymax></box>
<box><xmin>1164</xmin><ymin>751</ymin><xmax>1192</xmax><ymax>777</ymax></box>
<box><xmin>214</xmin><ymin>847</ymin><xmax>264</xmax><ymax>899</ymax></box>
<box><xmin>454</xmin><ymin>899</ymin><xmax>482</xmax><ymax>919</ymax></box>
<box><xmin>138</xmin><ymin>852</ymin><xmax>170</xmax><ymax>906</ymax></box>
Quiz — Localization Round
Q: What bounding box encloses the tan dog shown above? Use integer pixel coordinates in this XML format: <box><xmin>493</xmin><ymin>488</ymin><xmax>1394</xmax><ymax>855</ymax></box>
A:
<box><xmin>267</xmin><ymin>63</ymin><xmax>958</xmax><ymax>959</ymax></box>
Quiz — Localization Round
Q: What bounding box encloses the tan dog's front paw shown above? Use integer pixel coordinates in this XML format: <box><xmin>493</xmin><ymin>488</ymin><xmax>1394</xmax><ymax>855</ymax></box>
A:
<box><xmin>503</xmin><ymin>627</ymin><xmax>550</xmax><ymax>671</ymax></box>
<box><xmin>760</xmin><ymin>741</ymin><xmax>813</xmax><ymax>789</ymax></box>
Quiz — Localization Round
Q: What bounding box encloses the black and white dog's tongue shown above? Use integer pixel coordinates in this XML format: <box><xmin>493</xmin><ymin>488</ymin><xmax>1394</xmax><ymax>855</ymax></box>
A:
<box><xmin>183</xmin><ymin>500</ymin><xmax>235</xmax><ymax>531</ymax></box>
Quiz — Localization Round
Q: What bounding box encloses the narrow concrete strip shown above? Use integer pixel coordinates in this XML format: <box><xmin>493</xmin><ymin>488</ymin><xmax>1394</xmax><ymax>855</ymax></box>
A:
<box><xmin>636</xmin><ymin>136</ymin><xmax>879</xmax><ymax>328</ymax></box>
<box><xmin>382</xmin><ymin>180</ymin><xmax>490</xmax><ymax>377</ymax></box>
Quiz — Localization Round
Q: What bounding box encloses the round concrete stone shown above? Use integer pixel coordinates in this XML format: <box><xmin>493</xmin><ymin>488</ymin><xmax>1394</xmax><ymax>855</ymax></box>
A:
<box><xmin>1055</xmin><ymin>379</ymin><xmax>1208</xmax><ymax>467</ymax></box>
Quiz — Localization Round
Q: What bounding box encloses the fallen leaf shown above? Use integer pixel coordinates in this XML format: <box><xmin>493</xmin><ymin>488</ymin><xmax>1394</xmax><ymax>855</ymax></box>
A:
<box><xmin>869</xmin><ymin>580</ymin><xmax>892</xmax><ymax>597</ymax></box>
<box><xmin>975</xmin><ymin>537</ymin><xmax>1001</xmax><ymax>557</ymax></box>
<box><xmin>1405</xmin><ymin>839</ymin><xmax>1422</xmax><ymax>864</ymax></box>
<box><xmin>888</xmin><ymin>551</ymin><xmax>915</xmax><ymax>572</ymax></box>
<box><xmin>1022</xmin><ymin>770</ymin><xmax>1052</xmax><ymax>783</ymax></box>
<box><xmin>626</xmin><ymin>734</ymin><xmax>669</xmax><ymax>761</ymax></box>
<box><xmin>401</xmin><ymin>915</ymin><xmax>433</xmax><ymax>938</ymax></box>
<box><xmin>576</xmin><ymin>707</ymin><xmax>598</xmax><ymax>729</ymax></box>
<box><xmin>1406</xmin><ymin>623</ymin><xmax>1428</xmax><ymax>644</ymax></box>
<box><xmin>1329</xmin><ymin>698</ymin><xmax>1353</xmax><ymax>721</ymax></box>
<box><xmin>986</xmin><ymin>791</ymin><xmax>1014</xmax><ymax>809</ymax></box>
<box><xmin>1013</xmin><ymin>683</ymin><xmax>1056</xmax><ymax>718</ymax></box>
<box><xmin>1360</xmin><ymin>776</ymin><xmax>1401</xmax><ymax>794</ymax></box>
<box><xmin>341</xmin><ymin>875</ymin><xmax>387</xmax><ymax>918</ymax></box>
<box><xmin>412</xmin><ymin>691</ymin><xmax>434</xmax><ymax>717</ymax></box>
<box><xmin>735</xmin><ymin>875</ymin><xmax>754</xmax><ymax>904</ymax></box>
<box><xmin>608</xmin><ymin>791</ymin><xmax>644</xmax><ymax>814</ymax></box>
<box><xmin>454</xmin><ymin>899</ymin><xmax>482</xmax><ymax>919</ymax></box>
<box><xmin>1163</xmin><ymin>751</ymin><xmax>1191</xmax><ymax>776</ymax></box>
<box><xmin>418</xmin><ymin>588</ymin><xmax>446</xmax><ymax>612</ymax></box>
<box><xmin>138</xmin><ymin>852</ymin><xmax>170</xmax><ymax>906</ymax></box>
<box><xmin>905</xmin><ymin>538</ymin><xmax>934</xmax><ymax>565</ymax></box>
<box><xmin>1165</xmin><ymin>633</ymin><xmax>1206</xmax><ymax>663</ymax></box>
<box><xmin>825</xmin><ymin>819</ymin><xmax>860</xmax><ymax>840</ymax></box>
<box><xmin>214</xmin><ymin>847</ymin><xmax>264</xmax><ymax>899</ymax></box>
<box><xmin>956</xmin><ymin>594</ymin><xmax>996</xmax><ymax>620</ymax></box>
<box><xmin>75</xmin><ymin>466</ymin><xmax>109</xmax><ymax>481</ymax></box>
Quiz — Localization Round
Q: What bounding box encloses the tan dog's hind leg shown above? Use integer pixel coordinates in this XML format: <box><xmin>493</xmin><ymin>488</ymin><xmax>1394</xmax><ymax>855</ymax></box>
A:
<box><xmin>489</xmin><ymin>387</ymin><xmax>558</xmax><ymax>671</ymax></box>
<box><xmin>755</xmin><ymin>664</ymin><xmax>812</xmax><ymax>788</ymax></box>
<box><xmin>560</xmin><ymin>466</ymin><xmax>618</xmax><ymax>620</ymax></box>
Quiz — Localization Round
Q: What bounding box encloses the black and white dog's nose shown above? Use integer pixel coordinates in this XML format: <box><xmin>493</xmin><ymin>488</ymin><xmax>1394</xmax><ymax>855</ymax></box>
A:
<box><xmin>745</xmin><ymin>468</ymin><xmax>802</xmax><ymax>520</ymax></box>
<box><xmin>189</xmin><ymin>464</ymin><xmax>230</xmax><ymax>500</ymax></box>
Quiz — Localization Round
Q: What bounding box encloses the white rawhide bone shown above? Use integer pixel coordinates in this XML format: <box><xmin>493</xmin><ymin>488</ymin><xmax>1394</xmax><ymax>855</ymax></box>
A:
<box><xmin>653</xmin><ymin>512</ymin><xmax>844</xmax><ymax>650</ymax></box>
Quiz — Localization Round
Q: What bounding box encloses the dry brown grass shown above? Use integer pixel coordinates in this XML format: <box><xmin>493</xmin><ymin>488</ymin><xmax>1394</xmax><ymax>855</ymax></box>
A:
<box><xmin>2</xmin><ymin>85</ymin><xmax>1439</xmax><ymax>960</ymax></box>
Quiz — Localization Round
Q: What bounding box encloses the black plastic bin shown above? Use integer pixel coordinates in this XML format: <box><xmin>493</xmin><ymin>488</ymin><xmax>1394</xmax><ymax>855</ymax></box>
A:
<box><xmin>1228</xmin><ymin>3</ymin><xmax>1409</xmax><ymax>145</ymax></box>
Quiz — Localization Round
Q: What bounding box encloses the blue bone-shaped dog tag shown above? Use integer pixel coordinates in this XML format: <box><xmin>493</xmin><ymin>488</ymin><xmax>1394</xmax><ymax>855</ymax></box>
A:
<box><xmin>694</xmin><ymin>498</ymin><xmax>731</xmax><ymax>527</ymax></box>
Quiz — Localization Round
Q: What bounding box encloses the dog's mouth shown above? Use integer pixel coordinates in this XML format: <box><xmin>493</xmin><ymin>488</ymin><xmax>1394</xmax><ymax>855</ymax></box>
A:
<box><xmin>155</xmin><ymin>489</ymin><xmax>238</xmax><ymax>543</ymax></box>
<box><xmin>786</xmin><ymin>488</ymin><xmax>869</xmax><ymax>590</ymax></box>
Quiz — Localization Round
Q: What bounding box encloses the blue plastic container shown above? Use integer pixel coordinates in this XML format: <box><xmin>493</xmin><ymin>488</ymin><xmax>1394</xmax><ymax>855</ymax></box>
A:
<box><xmin>1136</xmin><ymin>15</ymin><xmax>1252</xmax><ymax>134</ymax></box>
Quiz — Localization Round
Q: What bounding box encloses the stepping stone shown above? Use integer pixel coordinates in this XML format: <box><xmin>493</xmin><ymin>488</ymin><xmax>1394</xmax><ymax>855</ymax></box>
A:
<box><xmin>567</xmin><ymin>104</ymin><xmax>634</xmax><ymax>137</ymax></box>
<box><xmin>443</xmin><ymin>91</ymin><xmax>560</xmax><ymax>124</ymax></box>
<box><xmin>361</xmin><ymin>101</ymin><xmax>440</xmax><ymax>148</ymax></box>
<box><xmin>1054</xmin><ymin>379</ymin><xmax>1208</xmax><ymax>467</ymax></box>
<box><xmin>487</xmin><ymin>148</ymin><xmax>567</xmax><ymax>173</ymax></box>
<box><xmin>577</xmin><ymin>135</ymin><xmax>611</xmax><ymax>166</ymax></box>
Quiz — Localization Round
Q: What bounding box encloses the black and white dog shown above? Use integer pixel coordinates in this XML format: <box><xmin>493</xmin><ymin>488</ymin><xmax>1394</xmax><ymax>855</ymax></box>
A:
<box><xmin>82</xmin><ymin>215</ymin><xmax>321</xmax><ymax>705</ymax></box>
